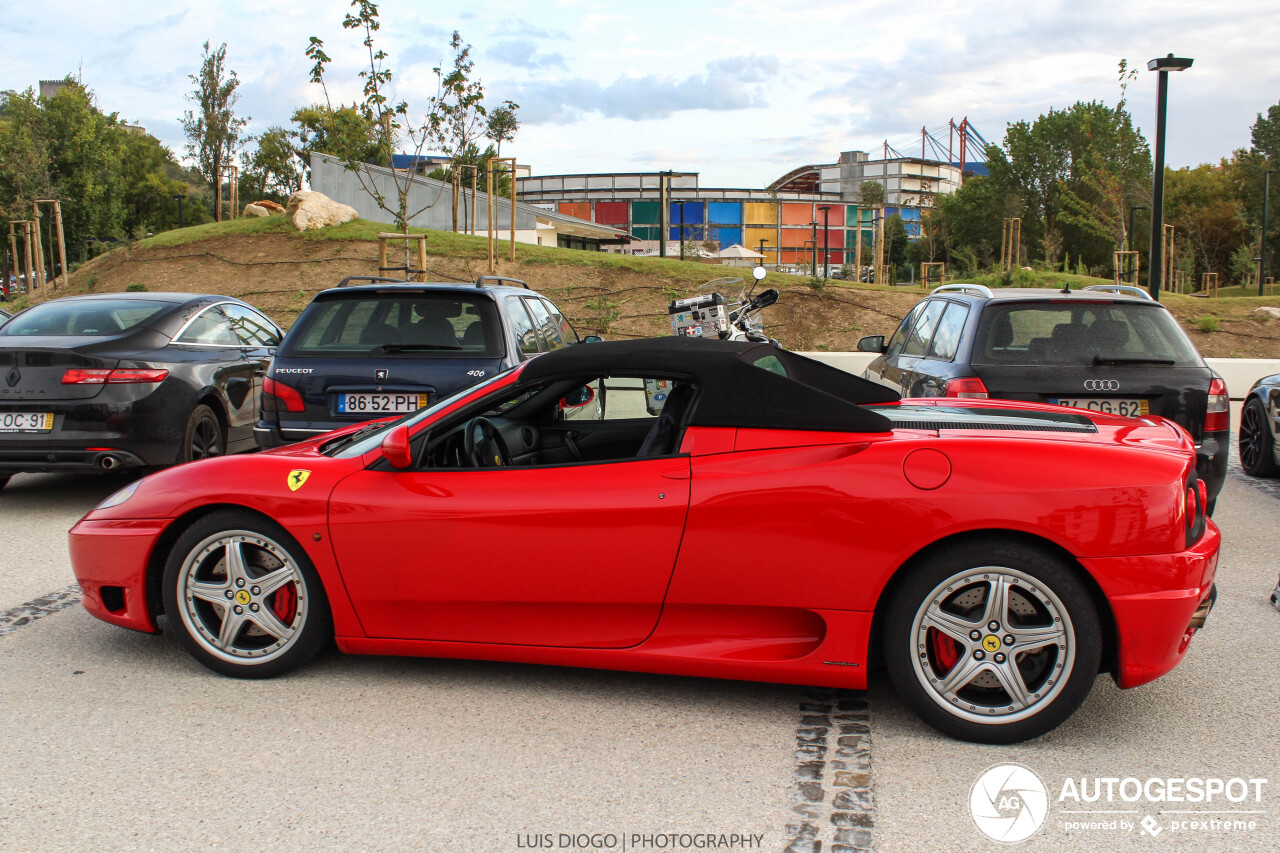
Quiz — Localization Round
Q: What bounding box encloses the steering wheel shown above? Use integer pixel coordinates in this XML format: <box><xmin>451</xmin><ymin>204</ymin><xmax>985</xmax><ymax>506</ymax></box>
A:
<box><xmin>463</xmin><ymin>416</ymin><xmax>512</xmax><ymax>468</ymax></box>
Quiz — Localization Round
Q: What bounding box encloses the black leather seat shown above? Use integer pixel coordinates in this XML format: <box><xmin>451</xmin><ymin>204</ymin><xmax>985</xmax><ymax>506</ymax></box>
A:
<box><xmin>636</xmin><ymin>383</ymin><xmax>695</xmax><ymax>457</ymax></box>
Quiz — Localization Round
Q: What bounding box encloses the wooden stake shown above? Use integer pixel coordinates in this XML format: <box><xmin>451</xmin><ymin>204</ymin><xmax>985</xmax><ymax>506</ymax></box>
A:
<box><xmin>31</xmin><ymin>203</ymin><xmax>45</xmax><ymax>289</ymax></box>
<box><xmin>487</xmin><ymin>160</ymin><xmax>495</xmax><ymax>274</ymax></box>
<box><xmin>416</xmin><ymin>235</ymin><xmax>427</xmax><ymax>283</ymax></box>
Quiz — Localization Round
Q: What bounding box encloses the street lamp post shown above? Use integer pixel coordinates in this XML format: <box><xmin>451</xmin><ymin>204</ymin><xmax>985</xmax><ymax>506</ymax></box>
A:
<box><xmin>1146</xmin><ymin>53</ymin><xmax>1193</xmax><ymax>301</ymax></box>
<box><xmin>1128</xmin><ymin>204</ymin><xmax>1146</xmax><ymax>285</ymax></box>
<box><xmin>172</xmin><ymin>195</ymin><xmax>185</xmax><ymax>229</ymax></box>
<box><xmin>1261</xmin><ymin>169</ymin><xmax>1275</xmax><ymax>296</ymax></box>
<box><xmin>818</xmin><ymin>206</ymin><xmax>832</xmax><ymax>279</ymax></box>
<box><xmin>809</xmin><ymin>220</ymin><xmax>819</xmax><ymax>277</ymax></box>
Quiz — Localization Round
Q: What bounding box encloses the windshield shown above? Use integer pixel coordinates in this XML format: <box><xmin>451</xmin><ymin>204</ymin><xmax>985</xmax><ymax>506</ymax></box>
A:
<box><xmin>328</xmin><ymin>369</ymin><xmax>517</xmax><ymax>458</ymax></box>
<box><xmin>0</xmin><ymin>299</ymin><xmax>171</xmax><ymax>337</ymax></box>
<box><xmin>971</xmin><ymin>302</ymin><xmax>1203</xmax><ymax>367</ymax></box>
<box><xmin>282</xmin><ymin>291</ymin><xmax>503</xmax><ymax>358</ymax></box>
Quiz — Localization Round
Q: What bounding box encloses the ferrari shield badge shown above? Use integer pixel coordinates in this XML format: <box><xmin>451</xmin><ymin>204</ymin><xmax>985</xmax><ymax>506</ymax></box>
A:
<box><xmin>287</xmin><ymin>470</ymin><xmax>312</xmax><ymax>491</ymax></box>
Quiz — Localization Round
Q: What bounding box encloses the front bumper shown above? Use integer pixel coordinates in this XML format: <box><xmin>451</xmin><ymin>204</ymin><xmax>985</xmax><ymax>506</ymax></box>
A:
<box><xmin>1082</xmin><ymin>520</ymin><xmax>1221</xmax><ymax>689</ymax></box>
<box><xmin>69</xmin><ymin>517</ymin><xmax>170</xmax><ymax>633</ymax></box>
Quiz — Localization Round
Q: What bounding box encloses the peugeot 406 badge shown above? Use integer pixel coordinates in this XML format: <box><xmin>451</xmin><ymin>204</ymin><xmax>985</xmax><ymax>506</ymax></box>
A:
<box><xmin>375</xmin><ymin>369</ymin><xmax>389</xmax><ymax>382</ymax></box>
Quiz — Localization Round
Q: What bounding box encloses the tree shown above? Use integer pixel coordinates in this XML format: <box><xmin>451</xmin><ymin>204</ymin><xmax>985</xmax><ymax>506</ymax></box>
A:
<box><xmin>182</xmin><ymin>41</ymin><xmax>250</xmax><ymax>222</ymax></box>
<box><xmin>428</xmin><ymin>32</ymin><xmax>488</xmax><ymax>163</ymax></box>
<box><xmin>291</xmin><ymin>104</ymin><xmax>386</xmax><ymax>181</ymax></box>
<box><xmin>857</xmin><ymin>180</ymin><xmax>885</xmax><ymax>208</ymax></box>
<box><xmin>484</xmin><ymin>100</ymin><xmax>520</xmax><ymax>158</ymax></box>
<box><xmin>240</xmin><ymin>125</ymin><xmax>301</xmax><ymax>203</ymax></box>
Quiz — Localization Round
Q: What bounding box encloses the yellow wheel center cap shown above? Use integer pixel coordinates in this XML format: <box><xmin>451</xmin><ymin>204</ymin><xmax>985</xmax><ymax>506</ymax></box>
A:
<box><xmin>982</xmin><ymin>635</ymin><xmax>1002</xmax><ymax>653</ymax></box>
<box><xmin>235</xmin><ymin>590</ymin><xmax>252</xmax><ymax>606</ymax></box>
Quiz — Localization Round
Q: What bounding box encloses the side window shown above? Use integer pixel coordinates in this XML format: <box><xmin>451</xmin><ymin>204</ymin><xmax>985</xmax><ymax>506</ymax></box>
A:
<box><xmin>542</xmin><ymin>299</ymin><xmax>577</xmax><ymax>344</ymax></box>
<box><xmin>599</xmin><ymin>377</ymin><xmax>666</xmax><ymax>420</ymax></box>
<box><xmin>886</xmin><ymin>303</ymin><xmax>924</xmax><ymax>357</ymax></box>
<box><xmin>222</xmin><ymin>303</ymin><xmax>281</xmax><ymax>347</ymax></box>
<box><xmin>901</xmin><ymin>300</ymin><xmax>945</xmax><ymax>357</ymax></box>
<box><xmin>523</xmin><ymin>297</ymin><xmax>565</xmax><ymax>350</ymax></box>
<box><xmin>176</xmin><ymin>307</ymin><xmax>239</xmax><ymax>346</ymax></box>
<box><xmin>926</xmin><ymin>302</ymin><xmax>970</xmax><ymax>362</ymax></box>
<box><xmin>507</xmin><ymin>297</ymin><xmax>542</xmax><ymax>356</ymax></box>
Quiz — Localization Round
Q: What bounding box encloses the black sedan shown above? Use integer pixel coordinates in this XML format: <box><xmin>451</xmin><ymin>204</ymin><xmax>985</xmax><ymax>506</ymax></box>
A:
<box><xmin>1240</xmin><ymin>372</ymin><xmax>1280</xmax><ymax>478</ymax></box>
<box><xmin>0</xmin><ymin>307</ymin><xmax>11</xmax><ymax>326</ymax></box>
<box><xmin>0</xmin><ymin>293</ymin><xmax>281</xmax><ymax>490</ymax></box>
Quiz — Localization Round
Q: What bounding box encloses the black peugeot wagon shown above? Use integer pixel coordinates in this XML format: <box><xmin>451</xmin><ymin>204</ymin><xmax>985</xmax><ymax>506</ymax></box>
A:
<box><xmin>859</xmin><ymin>284</ymin><xmax>1229</xmax><ymax>510</ymax></box>
<box><xmin>0</xmin><ymin>292</ymin><xmax>282</xmax><ymax>489</ymax></box>
<box><xmin>255</xmin><ymin>276</ymin><xmax>588</xmax><ymax>448</ymax></box>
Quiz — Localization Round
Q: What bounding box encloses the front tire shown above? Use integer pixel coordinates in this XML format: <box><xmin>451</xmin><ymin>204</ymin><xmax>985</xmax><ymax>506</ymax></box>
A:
<box><xmin>162</xmin><ymin>510</ymin><xmax>331</xmax><ymax>678</ymax></box>
<box><xmin>883</xmin><ymin>539</ymin><xmax>1101</xmax><ymax>744</ymax></box>
<box><xmin>1239</xmin><ymin>397</ymin><xmax>1279</xmax><ymax>478</ymax></box>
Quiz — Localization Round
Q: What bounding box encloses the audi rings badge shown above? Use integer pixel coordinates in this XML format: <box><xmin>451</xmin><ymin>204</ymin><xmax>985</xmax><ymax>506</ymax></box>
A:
<box><xmin>1084</xmin><ymin>379</ymin><xmax>1120</xmax><ymax>391</ymax></box>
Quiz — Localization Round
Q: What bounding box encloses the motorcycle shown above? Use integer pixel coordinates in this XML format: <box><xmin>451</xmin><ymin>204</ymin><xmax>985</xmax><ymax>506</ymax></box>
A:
<box><xmin>667</xmin><ymin>265</ymin><xmax>780</xmax><ymax>345</ymax></box>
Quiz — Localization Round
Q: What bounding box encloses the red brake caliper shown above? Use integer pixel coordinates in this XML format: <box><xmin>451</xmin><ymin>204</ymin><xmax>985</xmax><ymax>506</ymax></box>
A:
<box><xmin>272</xmin><ymin>583</ymin><xmax>297</xmax><ymax>624</ymax></box>
<box><xmin>930</xmin><ymin>628</ymin><xmax>960</xmax><ymax>673</ymax></box>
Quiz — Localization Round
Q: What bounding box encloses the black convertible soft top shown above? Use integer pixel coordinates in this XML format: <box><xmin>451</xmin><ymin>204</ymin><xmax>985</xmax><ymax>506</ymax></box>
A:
<box><xmin>522</xmin><ymin>338</ymin><xmax>899</xmax><ymax>433</ymax></box>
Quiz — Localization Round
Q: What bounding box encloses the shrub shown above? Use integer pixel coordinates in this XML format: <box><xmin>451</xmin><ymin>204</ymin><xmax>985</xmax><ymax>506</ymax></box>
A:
<box><xmin>1197</xmin><ymin>315</ymin><xmax>1219</xmax><ymax>333</ymax></box>
<box><xmin>126</xmin><ymin>283</ymin><xmax>148</xmax><ymax>292</ymax></box>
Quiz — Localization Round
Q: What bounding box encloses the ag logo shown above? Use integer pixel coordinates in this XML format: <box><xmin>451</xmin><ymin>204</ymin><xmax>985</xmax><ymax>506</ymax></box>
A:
<box><xmin>287</xmin><ymin>470</ymin><xmax>312</xmax><ymax>491</ymax></box>
<box><xmin>970</xmin><ymin>763</ymin><xmax>1048</xmax><ymax>843</ymax></box>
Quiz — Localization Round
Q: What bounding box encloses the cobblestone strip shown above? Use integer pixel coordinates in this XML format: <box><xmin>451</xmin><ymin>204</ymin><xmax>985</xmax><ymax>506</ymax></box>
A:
<box><xmin>783</xmin><ymin>690</ymin><xmax>873</xmax><ymax>853</ymax></box>
<box><xmin>0</xmin><ymin>584</ymin><xmax>82</xmax><ymax>638</ymax></box>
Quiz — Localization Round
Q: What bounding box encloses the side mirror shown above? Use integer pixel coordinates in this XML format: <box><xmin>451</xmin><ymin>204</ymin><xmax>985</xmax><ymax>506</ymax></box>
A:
<box><xmin>750</xmin><ymin>288</ymin><xmax>779</xmax><ymax>310</ymax></box>
<box><xmin>560</xmin><ymin>384</ymin><xmax>596</xmax><ymax>408</ymax></box>
<box><xmin>381</xmin><ymin>424</ymin><xmax>413</xmax><ymax>469</ymax></box>
<box><xmin>581</xmin><ymin>335</ymin><xmax>603</xmax><ymax>344</ymax></box>
<box><xmin>857</xmin><ymin>335</ymin><xmax>887</xmax><ymax>353</ymax></box>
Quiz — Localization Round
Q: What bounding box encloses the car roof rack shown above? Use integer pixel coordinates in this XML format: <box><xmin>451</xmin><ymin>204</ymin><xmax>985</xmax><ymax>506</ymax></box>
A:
<box><xmin>336</xmin><ymin>276</ymin><xmax>407</xmax><ymax>288</ymax></box>
<box><xmin>931</xmin><ymin>283</ymin><xmax>993</xmax><ymax>298</ymax></box>
<box><xmin>1081</xmin><ymin>284</ymin><xmax>1154</xmax><ymax>301</ymax></box>
<box><xmin>475</xmin><ymin>275</ymin><xmax>531</xmax><ymax>290</ymax></box>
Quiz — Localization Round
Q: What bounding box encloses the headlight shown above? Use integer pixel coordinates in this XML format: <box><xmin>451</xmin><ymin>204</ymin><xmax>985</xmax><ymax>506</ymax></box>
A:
<box><xmin>96</xmin><ymin>480</ymin><xmax>141</xmax><ymax>510</ymax></box>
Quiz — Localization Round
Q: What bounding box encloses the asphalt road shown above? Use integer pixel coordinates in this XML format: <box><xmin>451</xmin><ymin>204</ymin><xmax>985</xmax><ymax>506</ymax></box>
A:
<box><xmin>1</xmin><ymin>451</ymin><xmax>1278</xmax><ymax>853</ymax></box>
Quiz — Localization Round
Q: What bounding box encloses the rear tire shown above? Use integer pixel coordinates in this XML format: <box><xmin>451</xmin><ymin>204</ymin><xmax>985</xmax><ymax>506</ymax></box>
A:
<box><xmin>180</xmin><ymin>404</ymin><xmax>225</xmax><ymax>463</ymax></box>
<box><xmin>883</xmin><ymin>538</ymin><xmax>1101</xmax><ymax>744</ymax></box>
<box><xmin>1239</xmin><ymin>397</ymin><xmax>1279</xmax><ymax>478</ymax></box>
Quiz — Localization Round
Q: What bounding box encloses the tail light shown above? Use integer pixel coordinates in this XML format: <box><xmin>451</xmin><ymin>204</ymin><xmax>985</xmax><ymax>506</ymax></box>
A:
<box><xmin>263</xmin><ymin>376</ymin><xmax>306</xmax><ymax>413</ymax></box>
<box><xmin>944</xmin><ymin>376</ymin><xmax>989</xmax><ymax>398</ymax></box>
<box><xmin>1204</xmin><ymin>378</ymin><xmax>1229</xmax><ymax>433</ymax></box>
<box><xmin>62</xmin><ymin>368</ymin><xmax>168</xmax><ymax>384</ymax></box>
<box><xmin>1184</xmin><ymin>474</ymin><xmax>1207</xmax><ymax>548</ymax></box>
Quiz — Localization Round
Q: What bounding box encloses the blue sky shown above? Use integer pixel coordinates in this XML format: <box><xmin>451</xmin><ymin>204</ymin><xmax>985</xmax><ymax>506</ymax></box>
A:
<box><xmin>2</xmin><ymin>0</ymin><xmax>1276</xmax><ymax>187</ymax></box>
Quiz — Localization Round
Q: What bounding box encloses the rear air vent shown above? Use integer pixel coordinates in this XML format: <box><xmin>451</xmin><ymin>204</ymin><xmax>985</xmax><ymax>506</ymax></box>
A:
<box><xmin>888</xmin><ymin>420</ymin><xmax>1097</xmax><ymax>433</ymax></box>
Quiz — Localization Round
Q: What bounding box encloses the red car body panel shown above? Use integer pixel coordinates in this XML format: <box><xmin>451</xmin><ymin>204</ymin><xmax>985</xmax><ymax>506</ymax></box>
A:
<box><xmin>68</xmin><ymin>354</ymin><xmax>1219</xmax><ymax>696</ymax></box>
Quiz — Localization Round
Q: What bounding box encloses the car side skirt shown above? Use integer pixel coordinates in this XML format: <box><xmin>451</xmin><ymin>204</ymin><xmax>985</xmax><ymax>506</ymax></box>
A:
<box><xmin>336</xmin><ymin>606</ymin><xmax>874</xmax><ymax>690</ymax></box>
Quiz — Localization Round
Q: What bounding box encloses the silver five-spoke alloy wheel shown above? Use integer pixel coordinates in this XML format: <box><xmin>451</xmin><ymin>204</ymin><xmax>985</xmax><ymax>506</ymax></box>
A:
<box><xmin>909</xmin><ymin>567</ymin><xmax>1074</xmax><ymax>725</ymax></box>
<box><xmin>884</xmin><ymin>539</ymin><xmax>1101</xmax><ymax>743</ymax></box>
<box><xmin>163</xmin><ymin>510</ymin><xmax>331</xmax><ymax>678</ymax></box>
<box><xmin>175</xmin><ymin>529</ymin><xmax>309</xmax><ymax>664</ymax></box>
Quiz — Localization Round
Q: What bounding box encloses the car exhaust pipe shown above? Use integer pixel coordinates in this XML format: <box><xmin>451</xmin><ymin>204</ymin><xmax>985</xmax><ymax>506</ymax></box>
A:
<box><xmin>99</xmin><ymin>455</ymin><xmax>120</xmax><ymax>471</ymax></box>
<box><xmin>1188</xmin><ymin>584</ymin><xmax>1217</xmax><ymax>631</ymax></box>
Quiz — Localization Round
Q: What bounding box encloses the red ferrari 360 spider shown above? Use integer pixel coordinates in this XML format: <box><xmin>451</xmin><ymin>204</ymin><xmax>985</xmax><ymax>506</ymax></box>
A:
<box><xmin>70</xmin><ymin>338</ymin><xmax>1218</xmax><ymax>743</ymax></box>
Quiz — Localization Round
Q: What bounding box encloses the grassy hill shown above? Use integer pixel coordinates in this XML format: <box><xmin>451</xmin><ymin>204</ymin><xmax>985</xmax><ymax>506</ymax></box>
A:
<box><xmin>13</xmin><ymin>216</ymin><xmax>1280</xmax><ymax>358</ymax></box>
